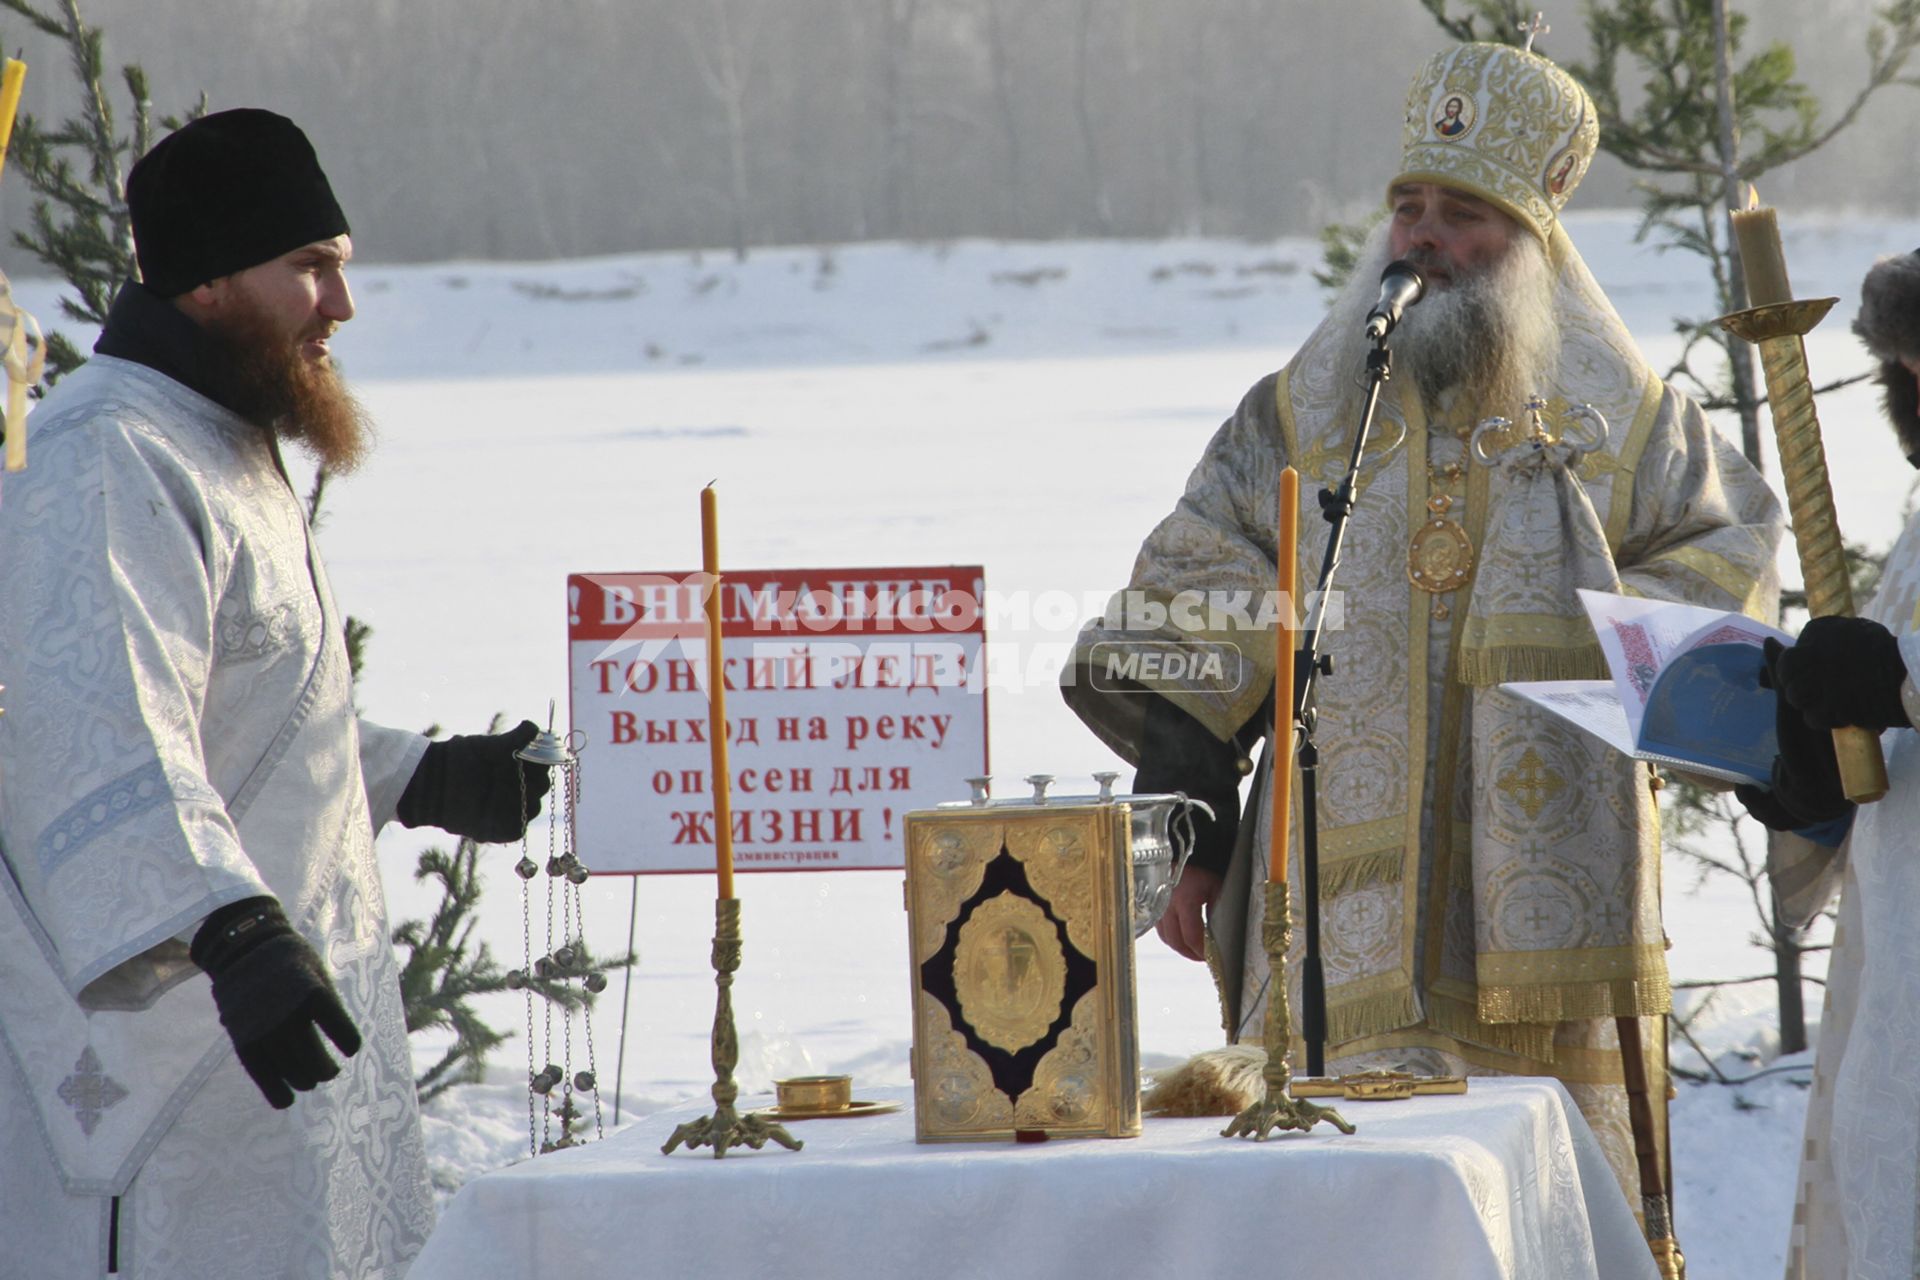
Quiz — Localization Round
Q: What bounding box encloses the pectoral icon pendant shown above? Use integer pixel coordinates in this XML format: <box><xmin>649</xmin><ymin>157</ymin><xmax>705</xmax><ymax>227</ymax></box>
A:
<box><xmin>1407</xmin><ymin>493</ymin><xmax>1473</xmax><ymax>613</ymax></box>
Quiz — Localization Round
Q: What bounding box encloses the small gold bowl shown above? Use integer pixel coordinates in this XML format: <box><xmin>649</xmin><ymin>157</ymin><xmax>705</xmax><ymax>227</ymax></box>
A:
<box><xmin>774</xmin><ymin>1074</ymin><xmax>852</xmax><ymax>1112</ymax></box>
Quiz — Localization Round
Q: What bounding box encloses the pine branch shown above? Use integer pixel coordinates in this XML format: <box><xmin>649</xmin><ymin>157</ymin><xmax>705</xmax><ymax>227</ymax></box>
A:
<box><xmin>0</xmin><ymin>0</ymin><xmax>182</xmax><ymax>382</ymax></box>
<box><xmin>0</xmin><ymin>0</ymin><xmax>66</xmax><ymax>39</ymax></box>
<box><xmin>391</xmin><ymin>779</ymin><xmax>636</xmax><ymax>1099</ymax></box>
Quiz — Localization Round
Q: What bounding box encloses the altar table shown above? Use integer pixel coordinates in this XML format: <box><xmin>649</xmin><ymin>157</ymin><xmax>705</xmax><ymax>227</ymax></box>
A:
<box><xmin>410</xmin><ymin>1078</ymin><xmax>1658</xmax><ymax>1280</ymax></box>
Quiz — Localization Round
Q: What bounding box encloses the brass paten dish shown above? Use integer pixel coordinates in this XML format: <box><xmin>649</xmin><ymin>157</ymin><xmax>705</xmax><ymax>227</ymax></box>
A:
<box><xmin>748</xmin><ymin>1098</ymin><xmax>903</xmax><ymax>1122</ymax></box>
<box><xmin>773</xmin><ymin>1074</ymin><xmax>853</xmax><ymax>1112</ymax></box>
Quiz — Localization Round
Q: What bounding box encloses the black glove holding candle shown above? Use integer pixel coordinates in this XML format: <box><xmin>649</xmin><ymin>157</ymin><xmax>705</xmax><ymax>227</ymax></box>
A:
<box><xmin>1762</xmin><ymin>619</ymin><xmax>1912</xmax><ymax>731</ymax></box>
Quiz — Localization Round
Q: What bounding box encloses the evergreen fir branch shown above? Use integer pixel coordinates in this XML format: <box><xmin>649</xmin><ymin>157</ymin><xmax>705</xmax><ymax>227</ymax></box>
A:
<box><xmin>123</xmin><ymin>62</ymin><xmax>148</xmax><ymax>164</ymax></box>
<box><xmin>343</xmin><ymin>616</ymin><xmax>370</xmax><ymax>689</ymax></box>
<box><xmin>0</xmin><ymin>0</ymin><xmax>195</xmax><ymax>382</ymax></box>
<box><xmin>1731</xmin><ymin>3</ymin><xmax>1920</xmax><ymax>178</ymax></box>
<box><xmin>1417</xmin><ymin>0</ymin><xmax>1535</xmax><ymax>48</ymax></box>
<box><xmin>305</xmin><ymin>466</ymin><xmax>335</xmax><ymax>529</ymax></box>
<box><xmin>0</xmin><ymin>0</ymin><xmax>66</xmax><ymax>39</ymax></box>
<box><xmin>391</xmin><ymin>810</ymin><xmax>637</xmax><ymax>1099</ymax></box>
<box><xmin>40</xmin><ymin>329</ymin><xmax>84</xmax><ymax>381</ymax></box>
<box><xmin>1311</xmin><ymin>213</ymin><xmax>1380</xmax><ymax>297</ymax></box>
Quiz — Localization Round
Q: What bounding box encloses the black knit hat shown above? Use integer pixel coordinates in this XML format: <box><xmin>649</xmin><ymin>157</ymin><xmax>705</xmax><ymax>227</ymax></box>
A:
<box><xmin>1854</xmin><ymin>248</ymin><xmax>1920</xmax><ymax>365</ymax></box>
<box><xmin>126</xmin><ymin>108</ymin><xmax>349</xmax><ymax>298</ymax></box>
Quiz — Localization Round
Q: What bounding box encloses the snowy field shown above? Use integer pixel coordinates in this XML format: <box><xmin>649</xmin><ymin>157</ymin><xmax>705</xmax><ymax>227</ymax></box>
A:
<box><xmin>14</xmin><ymin>209</ymin><xmax>1918</xmax><ymax>1275</ymax></box>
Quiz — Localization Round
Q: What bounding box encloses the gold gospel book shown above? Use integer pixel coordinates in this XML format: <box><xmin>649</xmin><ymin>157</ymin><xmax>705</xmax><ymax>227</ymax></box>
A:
<box><xmin>903</xmin><ymin>801</ymin><xmax>1142</xmax><ymax>1141</ymax></box>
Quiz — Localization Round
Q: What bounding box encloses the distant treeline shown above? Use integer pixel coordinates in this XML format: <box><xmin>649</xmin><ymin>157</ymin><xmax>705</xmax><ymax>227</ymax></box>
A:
<box><xmin>1</xmin><ymin>0</ymin><xmax>1908</xmax><ymax>263</ymax></box>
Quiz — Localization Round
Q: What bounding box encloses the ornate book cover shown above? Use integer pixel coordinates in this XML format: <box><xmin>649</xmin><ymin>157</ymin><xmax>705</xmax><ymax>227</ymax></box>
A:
<box><xmin>904</xmin><ymin>803</ymin><xmax>1142</xmax><ymax>1141</ymax></box>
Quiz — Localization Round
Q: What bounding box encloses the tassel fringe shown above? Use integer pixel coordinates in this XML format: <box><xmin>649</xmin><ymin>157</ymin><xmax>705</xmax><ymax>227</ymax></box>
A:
<box><xmin>1477</xmin><ymin>976</ymin><xmax>1672</xmax><ymax>1025</ymax></box>
<box><xmin>1456</xmin><ymin>644</ymin><xmax>1608</xmax><ymax>687</ymax></box>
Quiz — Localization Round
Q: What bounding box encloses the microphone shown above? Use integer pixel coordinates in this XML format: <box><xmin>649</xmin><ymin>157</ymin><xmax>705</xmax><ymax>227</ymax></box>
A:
<box><xmin>1364</xmin><ymin>260</ymin><xmax>1427</xmax><ymax>340</ymax></box>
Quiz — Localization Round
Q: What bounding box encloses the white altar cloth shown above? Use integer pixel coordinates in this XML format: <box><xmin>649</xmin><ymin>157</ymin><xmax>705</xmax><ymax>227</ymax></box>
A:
<box><xmin>410</xmin><ymin>1078</ymin><xmax>1657</xmax><ymax>1280</ymax></box>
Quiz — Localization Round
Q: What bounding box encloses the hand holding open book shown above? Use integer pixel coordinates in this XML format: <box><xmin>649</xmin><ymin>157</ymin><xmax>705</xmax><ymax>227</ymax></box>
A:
<box><xmin>1503</xmin><ymin>590</ymin><xmax>1792</xmax><ymax>787</ymax></box>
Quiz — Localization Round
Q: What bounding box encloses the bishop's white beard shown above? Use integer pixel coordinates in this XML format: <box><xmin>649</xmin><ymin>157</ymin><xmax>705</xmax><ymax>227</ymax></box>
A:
<box><xmin>1327</xmin><ymin>220</ymin><xmax>1562</xmax><ymax>416</ymax></box>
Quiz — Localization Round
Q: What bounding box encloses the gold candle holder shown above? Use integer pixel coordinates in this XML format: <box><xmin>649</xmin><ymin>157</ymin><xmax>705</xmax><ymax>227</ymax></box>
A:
<box><xmin>1221</xmin><ymin>879</ymin><xmax>1354</xmax><ymax>1141</ymax></box>
<box><xmin>1720</xmin><ymin>298</ymin><xmax>1889</xmax><ymax>803</ymax></box>
<box><xmin>661</xmin><ymin>897</ymin><xmax>803</xmax><ymax>1158</ymax></box>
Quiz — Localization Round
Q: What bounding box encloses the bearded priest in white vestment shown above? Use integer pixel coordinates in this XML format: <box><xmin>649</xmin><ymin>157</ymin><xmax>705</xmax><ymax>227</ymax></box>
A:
<box><xmin>1745</xmin><ymin>249</ymin><xmax>1920</xmax><ymax>1280</ymax></box>
<box><xmin>0</xmin><ymin>110</ymin><xmax>551</xmax><ymax>1279</ymax></box>
<box><xmin>1062</xmin><ymin>42</ymin><xmax>1784</xmax><ymax>1212</ymax></box>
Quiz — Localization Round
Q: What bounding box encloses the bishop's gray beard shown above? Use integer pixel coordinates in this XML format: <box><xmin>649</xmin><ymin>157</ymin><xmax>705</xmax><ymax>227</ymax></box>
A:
<box><xmin>1330</xmin><ymin>222</ymin><xmax>1562</xmax><ymax>415</ymax></box>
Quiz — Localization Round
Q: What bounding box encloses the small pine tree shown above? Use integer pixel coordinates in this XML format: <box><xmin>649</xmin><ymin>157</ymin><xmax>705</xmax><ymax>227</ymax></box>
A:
<box><xmin>0</xmin><ymin>0</ymin><xmax>204</xmax><ymax>384</ymax></box>
<box><xmin>393</xmin><ymin>835</ymin><xmax>634</xmax><ymax>1103</ymax></box>
<box><xmin>389</xmin><ymin>716</ymin><xmax>635</xmax><ymax>1103</ymax></box>
<box><xmin>393</xmin><ymin>838</ymin><xmax>515</xmax><ymax>1103</ymax></box>
<box><xmin>1311</xmin><ymin>213</ymin><xmax>1382</xmax><ymax>299</ymax></box>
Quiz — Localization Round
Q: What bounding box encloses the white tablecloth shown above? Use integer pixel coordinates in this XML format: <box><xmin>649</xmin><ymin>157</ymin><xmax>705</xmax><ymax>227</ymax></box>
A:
<box><xmin>410</xmin><ymin>1078</ymin><xmax>1657</xmax><ymax>1280</ymax></box>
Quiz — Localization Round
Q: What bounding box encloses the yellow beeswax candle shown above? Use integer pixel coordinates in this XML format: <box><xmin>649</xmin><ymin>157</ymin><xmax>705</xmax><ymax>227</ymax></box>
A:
<box><xmin>1270</xmin><ymin>467</ymin><xmax>1299</xmax><ymax>883</ymax></box>
<box><xmin>1730</xmin><ymin>200</ymin><xmax>1793</xmax><ymax>307</ymax></box>
<box><xmin>701</xmin><ymin>485</ymin><xmax>737</xmax><ymax>899</ymax></box>
<box><xmin>0</xmin><ymin>59</ymin><xmax>26</xmax><ymax>187</ymax></box>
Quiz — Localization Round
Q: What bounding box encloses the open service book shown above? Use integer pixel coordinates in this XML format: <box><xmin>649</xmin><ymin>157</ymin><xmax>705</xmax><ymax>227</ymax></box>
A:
<box><xmin>1501</xmin><ymin>589</ymin><xmax>1793</xmax><ymax>787</ymax></box>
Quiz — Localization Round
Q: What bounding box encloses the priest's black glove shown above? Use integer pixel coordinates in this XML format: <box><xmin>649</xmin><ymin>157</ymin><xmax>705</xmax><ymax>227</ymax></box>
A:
<box><xmin>191</xmin><ymin>897</ymin><xmax>361</xmax><ymax>1110</ymax></box>
<box><xmin>1765</xmin><ymin>620</ymin><xmax>1912</xmax><ymax>731</ymax></box>
<box><xmin>1132</xmin><ymin>695</ymin><xmax>1245</xmax><ymax>877</ymax></box>
<box><xmin>396</xmin><ymin>719</ymin><xmax>552</xmax><ymax>842</ymax></box>
<box><xmin>1734</xmin><ymin>646</ymin><xmax>1855</xmax><ymax>832</ymax></box>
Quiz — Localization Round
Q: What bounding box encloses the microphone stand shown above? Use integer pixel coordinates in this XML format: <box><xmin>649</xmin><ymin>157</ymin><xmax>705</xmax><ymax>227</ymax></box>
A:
<box><xmin>1291</xmin><ymin>332</ymin><xmax>1395</xmax><ymax>1077</ymax></box>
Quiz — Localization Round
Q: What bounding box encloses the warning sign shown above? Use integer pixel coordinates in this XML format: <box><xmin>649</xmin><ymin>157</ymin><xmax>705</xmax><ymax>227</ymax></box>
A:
<box><xmin>568</xmin><ymin>566</ymin><xmax>988</xmax><ymax>873</ymax></box>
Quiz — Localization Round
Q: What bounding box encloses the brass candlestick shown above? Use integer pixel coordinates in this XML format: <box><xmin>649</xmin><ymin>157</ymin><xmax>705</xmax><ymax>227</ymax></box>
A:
<box><xmin>1221</xmin><ymin>879</ymin><xmax>1354</xmax><ymax>1141</ymax></box>
<box><xmin>661</xmin><ymin>897</ymin><xmax>802</xmax><ymax>1158</ymax></box>
<box><xmin>1720</xmin><ymin>297</ymin><xmax>1888</xmax><ymax>803</ymax></box>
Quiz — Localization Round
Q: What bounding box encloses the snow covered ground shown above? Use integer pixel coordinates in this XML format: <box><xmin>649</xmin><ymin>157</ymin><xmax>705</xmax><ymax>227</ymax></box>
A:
<box><xmin>15</xmin><ymin>209</ymin><xmax>1916</xmax><ymax>1275</ymax></box>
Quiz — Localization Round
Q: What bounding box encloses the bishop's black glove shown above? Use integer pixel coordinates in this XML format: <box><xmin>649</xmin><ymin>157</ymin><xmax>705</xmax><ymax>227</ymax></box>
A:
<box><xmin>396</xmin><ymin>719</ymin><xmax>552</xmax><ymax>842</ymax></box>
<box><xmin>1132</xmin><ymin>695</ymin><xmax>1246</xmax><ymax>877</ymax></box>
<box><xmin>1765</xmin><ymin>619</ymin><xmax>1913</xmax><ymax>731</ymax></box>
<box><xmin>1734</xmin><ymin>644</ymin><xmax>1855</xmax><ymax>833</ymax></box>
<box><xmin>191</xmin><ymin>897</ymin><xmax>361</xmax><ymax>1110</ymax></box>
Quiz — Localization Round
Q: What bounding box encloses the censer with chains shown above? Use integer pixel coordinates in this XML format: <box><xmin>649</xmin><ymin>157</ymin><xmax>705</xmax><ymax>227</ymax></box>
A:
<box><xmin>504</xmin><ymin>705</ymin><xmax>606</xmax><ymax>1156</ymax></box>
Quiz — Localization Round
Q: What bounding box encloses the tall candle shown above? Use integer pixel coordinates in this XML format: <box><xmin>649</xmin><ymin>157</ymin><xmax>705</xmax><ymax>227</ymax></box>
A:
<box><xmin>1730</xmin><ymin>202</ymin><xmax>1793</xmax><ymax>307</ymax></box>
<box><xmin>701</xmin><ymin>485</ymin><xmax>736</xmax><ymax>899</ymax></box>
<box><xmin>0</xmin><ymin>59</ymin><xmax>25</xmax><ymax>188</ymax></box>
<box><xmin>1269</xmin><ymin>467</ymin><xmax>1299</xmax><ymax>884</ymax></box>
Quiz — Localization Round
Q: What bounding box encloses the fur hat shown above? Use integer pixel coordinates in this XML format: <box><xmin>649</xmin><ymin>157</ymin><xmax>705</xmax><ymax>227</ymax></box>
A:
<box><xmin>1391</xmin><ymin>42</ymin><xmax>1599</xmax><ymax>244</ymax></box>
<box><xmin>127</xmin><ymin>109</ymin><xmax>349</xmax><ymax>298</ymax></box>
<box><xmin>1854</xmin><ymin>250</ymin><xmax>1920</xmax><ymax>364</ymax></box>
